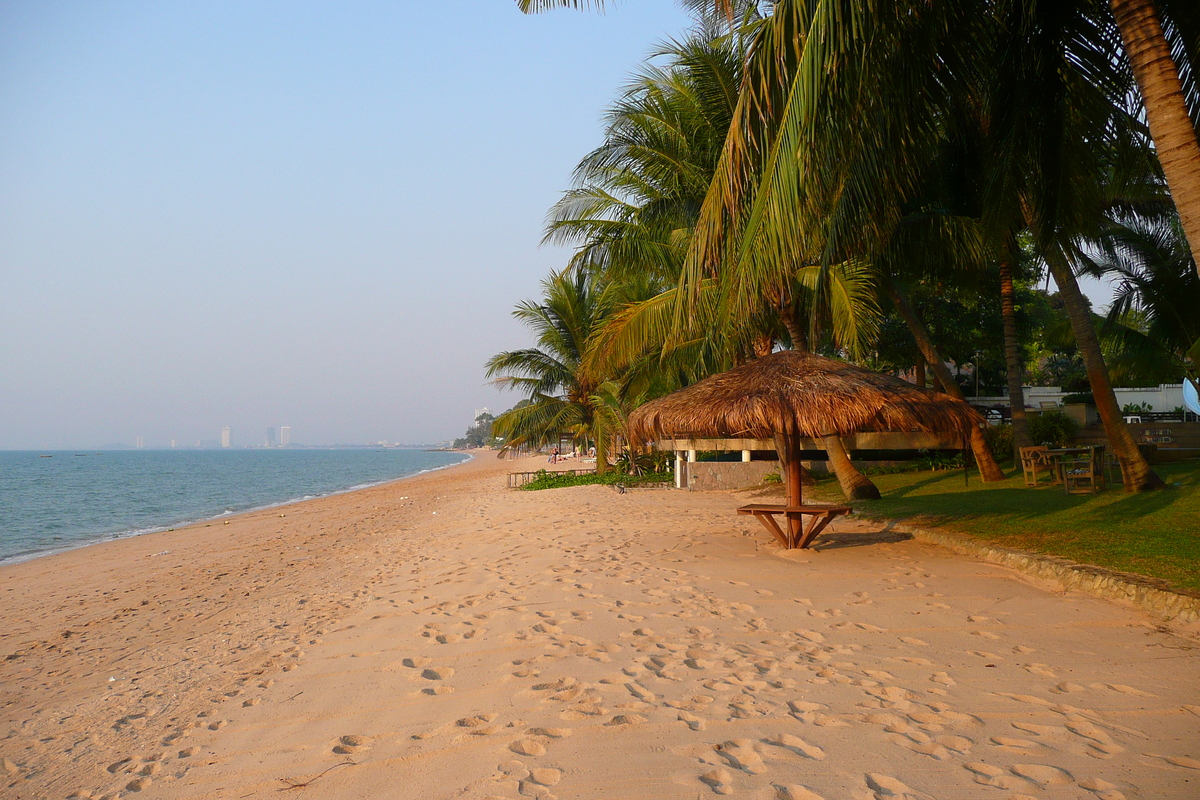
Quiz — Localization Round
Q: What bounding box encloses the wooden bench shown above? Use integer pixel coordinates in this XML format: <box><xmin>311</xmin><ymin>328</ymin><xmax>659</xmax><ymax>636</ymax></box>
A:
<box><xmin>737</xmin><ymin>503</ymin><xmax>852</xmax><ymax>549</ymax></box>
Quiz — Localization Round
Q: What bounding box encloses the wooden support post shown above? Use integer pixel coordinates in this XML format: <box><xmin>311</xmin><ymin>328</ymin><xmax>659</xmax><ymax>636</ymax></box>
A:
<box><xmin>783</xmin><ymin>435</ymin><xmax>804</xmax><ymax>543</ymax></box>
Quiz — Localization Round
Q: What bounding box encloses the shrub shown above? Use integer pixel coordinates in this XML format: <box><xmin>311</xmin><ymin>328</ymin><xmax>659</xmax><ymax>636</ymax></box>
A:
<box><xmin>763</xmin><ymin>471</ymin><xmax>782</xmax><ymax>484</ymax></box>
<box><xmin>1122</xmin><ymin>401</ymin><xmax>1152</xmax><ymax>414</ymax></box>
<box><xmin>613</xmin><ymin>449</ymin><xmax>673</xmax><ymax>476</ymax></box>
<box><xmin>520</xmin><ymin>470</ymin><xmax>673</xmax><ymax>491</ymax></box>
<box><xmin>984</xmin><ymin>422</ymin><xmax>1015</xmax><ymax>462</ymax></box>
<box><xmin>1029</xmin><ymin>410</ymin><xmax>1079</xmax><ymax>447</ymax></box>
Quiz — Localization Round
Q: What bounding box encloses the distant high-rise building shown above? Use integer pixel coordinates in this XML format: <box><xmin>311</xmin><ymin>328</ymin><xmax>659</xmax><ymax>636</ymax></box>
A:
<box><xmin>136</xmin><ymin>435</ymin><xmax>144</xmax><ymax>449</ymax></box>
<box><xmin>279</xmin><ymin>426</ymin><xmax>291</xmax><ymax>446</ymax></box>
<box><xmin>474</xmin><ymin>407</ymin><xmax>492</xmax><ymax>423</ymax></box>
<box><xmin>221</xmin><ymin>427</ymin><xmax>231</xmax><ymax>448</ymax></box>
<box><xmin>170</xmin><ymin>439</ymin><xmax>176</xmax><ymax>449</ymax></box>
<box><xmin>266</xmin><ymin>426</ymin><xmax>276</xmax><ymax>447</ymax></box>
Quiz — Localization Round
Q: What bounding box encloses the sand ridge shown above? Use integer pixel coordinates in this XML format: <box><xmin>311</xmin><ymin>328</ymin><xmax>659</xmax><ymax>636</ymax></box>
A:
<box><xmin>2</xmin><ymin>451</ymin><xmax>1198</xmax><ymax>799</ymax></box>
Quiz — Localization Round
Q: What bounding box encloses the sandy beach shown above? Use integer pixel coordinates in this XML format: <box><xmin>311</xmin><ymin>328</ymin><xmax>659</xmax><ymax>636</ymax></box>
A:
<box><xmin>3</xmin><ymin>451</ymin><xmax>1198</xmax><ymax>800</ymax></box>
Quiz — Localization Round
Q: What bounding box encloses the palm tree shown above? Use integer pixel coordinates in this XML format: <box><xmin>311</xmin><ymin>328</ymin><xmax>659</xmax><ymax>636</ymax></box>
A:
<box><xmin>486</xmin><ymin>269</ymin><xmax>617</xmax><ymax>473</ymax></box>
<box><xmin>1109</xmin><ymin>0</ymin><xmax>1200</xmax><ymax>278</ymax></box>
<box><xmin>521</xmin><ymin>1</ymin><xmax>1200</xmax><ymax>276</ymax></box>
<box><xmin>670</xmin><ymin>1</ymin><xmax>1169</xmax><ymax>489</ymax></box>
<box><xmin>1082</xmin><ymin>212</ymin><xmax>1200</xmax><ymax>386</ymax></box>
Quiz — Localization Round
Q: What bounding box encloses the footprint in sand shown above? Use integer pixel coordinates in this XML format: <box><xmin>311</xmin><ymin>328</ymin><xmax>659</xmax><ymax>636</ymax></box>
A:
<box><xmin>991</xmin><ymin>736</ymin><xmax>1039</xmax><ymax>749</ymax></box>
<box><xmin>678</xmin><ymin>711</ymin><xmax>707</xmax><ymax>731</ymax></box>
<box><xmin>1053</xmin><ymin>682</ymin><xmax>1086</xmax><ymax>693</ymax></box>
<box><xmin>766</xmin><ymin>733</ymin><xmax>825</xmax><ymax>760</ymax></box>
<box><xmin>865</xmin><ymin>772</ymin><xmax>926</xmax><ymax>799</ymax></box>
<box><xmin>1022</xmin><ymin>663</ymin><xmax>1057</xmax><ymax>678</ymax></box>
<box><xmin>775</xmin><ymin>786</ymin><xmax>826</xmax><ymax>800</ymax></box>
<box><xmin>457</xmin><ymin>714</ymin><xmax>498</xmax><ymax>728</ymax></box>
<box><xmin>1104</xmin><ymin>683</ymin><xmax>1157</xmax><ymax>697</ymax></box>
<box><xmin>1079</xmin><ymin>776</ymin><xmax>1127</xmax><ymax>800</ymax></box>
<box><xmin>606</xmin><ymin>714</ymin><xmax>646</xmax><ymax>726</ymax></box>
<box><xmin>333</xmin><ymin>734</ymin><xmax>372</xmax><ymax>755</ymax></box>
<box><xmin>1065</xmin><ymin>722</ymin><xmax>1114</xmax><ymax>745</ymax></box>
<box><xmin>963</xmin><ymin>763</ymin><xmax>1038</xmax><ymax>791</ymax></box>
<box><xmin>700</xmin><ymin>767</ymin><xmax>735</xmax><ymax>795</ymax></box>
<box><xmin>1010</xmin><ymin>764</ymin><xmax>1073</xmax><ymax>786</ymax></box>
<box><xmin>929</xmin><ymin>672</ymin><xmax>955</xmax><ymax>686</ymax></box>
<box><xmin>510</xmin><ymin>739</ymin><xmax>547</xmax><ymax>757</ymax></box>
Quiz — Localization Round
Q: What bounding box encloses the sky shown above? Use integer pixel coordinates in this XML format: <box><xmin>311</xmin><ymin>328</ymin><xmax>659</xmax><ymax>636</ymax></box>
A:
<box><xmin>0</xmin><ymin>1</ymin><xmax>693</xmax><ymax>449</ymax></box>
<box><xmin>0</xmin><ymin>2</ymin><xmax>1119</xmax><ymax>450</ymax></box>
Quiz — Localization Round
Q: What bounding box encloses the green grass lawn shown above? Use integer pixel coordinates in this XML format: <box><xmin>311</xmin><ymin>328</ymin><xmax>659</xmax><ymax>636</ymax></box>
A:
<box><xmin>811</xmin><ymin>461</ymin><xmax>1200</xmax><ymax>594</ymax></box>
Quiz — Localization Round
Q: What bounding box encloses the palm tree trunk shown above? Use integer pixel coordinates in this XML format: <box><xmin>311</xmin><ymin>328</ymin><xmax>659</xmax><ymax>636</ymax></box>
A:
<box><xmin>1040</xmin><ymin>245</ymin><xmax>1166</xmax><ymax>491</ymax></box>
<box><xmin>823</xmin><ymin>435</ymin><xmax>881</xmax><ymax>500</ymax></box>
<box><xmin>914</xmin><ymin>357</ymin><xmax>926</xmax><ymax>390</ymax></box>
<box><xmin>999</xmin><ymin>244</ymin><xmax>1034</xmax><ymax>458</ymax></box>
<box><xmin>883</xmin><ymin>278</ymin><xmax>1007</xmax><ymax>482</ymax></box>
<box><xmin>778</xmin><ymin>304</ymin><xmax>809</xmax><ymax>352</ymax></box>
<box><xmin>1110</xmin><ymin>0</ymin><xmax>1200</xmax><ymax>279</ymax></box>
<box><xmin>593</xmin><ymin>420</ymin><xmax>608</xmax><ymax>476</ymax></box>
<box><xmin>778</xmin><ymin>304</ymin><xmax>880</xmax><ymax>500</ymax></box>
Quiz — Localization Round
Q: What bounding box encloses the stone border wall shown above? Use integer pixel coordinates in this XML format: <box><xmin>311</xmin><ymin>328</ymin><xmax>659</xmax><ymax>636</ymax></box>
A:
<box><xmin>686</xmin><ymin>461</ymin><xmax>780</xmax><ymax>491</ymax></box>
<box><xmin>891</xmin><ymin>522</ymin><xmax>1200</xmax><ymax>624</ymax></box>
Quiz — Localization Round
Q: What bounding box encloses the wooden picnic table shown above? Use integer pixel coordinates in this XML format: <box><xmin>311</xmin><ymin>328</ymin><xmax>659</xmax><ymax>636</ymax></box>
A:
<box><xmin>1042</xmin><ymin>447</ymin><xmax>1093</xmax><ymax>484</ymax></box>
<box><xmin>737</xmin><ymin>503</ymin><xmax>852</xmax><ymax>550</ymax></box>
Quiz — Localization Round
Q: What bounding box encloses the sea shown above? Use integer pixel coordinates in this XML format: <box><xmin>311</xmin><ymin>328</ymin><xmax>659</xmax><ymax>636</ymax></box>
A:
<box><xmin>0</xmin><ymin>448</ymin><xmax>469</xmax><ymax>565</ymax></box>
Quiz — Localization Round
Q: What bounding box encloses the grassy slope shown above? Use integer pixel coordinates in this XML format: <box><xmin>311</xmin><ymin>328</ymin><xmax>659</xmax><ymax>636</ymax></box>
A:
<box><xmin>811</xmin><ymin>462</ymin><xmax>1200</xmax><ymax>594</ymax></box>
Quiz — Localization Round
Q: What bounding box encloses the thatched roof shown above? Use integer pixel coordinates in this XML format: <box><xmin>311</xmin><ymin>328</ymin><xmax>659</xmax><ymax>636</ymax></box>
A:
<box><xmin>627</xmin><ymin>350</ymin><xmax>983</xmax><ymax>443</ymax></box>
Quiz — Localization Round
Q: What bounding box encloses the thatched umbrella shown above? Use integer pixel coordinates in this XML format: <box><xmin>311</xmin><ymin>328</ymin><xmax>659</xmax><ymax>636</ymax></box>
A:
<box><xmin>627</xmin><ymin>351</ymin><xmax>984</xmax><ymax>538</ymax></box>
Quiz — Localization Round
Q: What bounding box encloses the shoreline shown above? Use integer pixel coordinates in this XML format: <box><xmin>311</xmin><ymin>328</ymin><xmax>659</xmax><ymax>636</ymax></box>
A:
<box><xmin>0</xmin><ymin>450</ymin><xmax>473</xmax><ymax>568</ymax></box>
<box><xmin>3</xmin><ymin>450</ymin><xmax>1197</xmax><ymax>799</ymax></box>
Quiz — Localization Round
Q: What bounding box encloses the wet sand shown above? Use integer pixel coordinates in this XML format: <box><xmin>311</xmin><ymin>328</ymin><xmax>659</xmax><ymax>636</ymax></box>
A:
<box><xmin>2</xmin><ymin>451</ymin><xmax>1197</xmax><ymax>799</ymax></box>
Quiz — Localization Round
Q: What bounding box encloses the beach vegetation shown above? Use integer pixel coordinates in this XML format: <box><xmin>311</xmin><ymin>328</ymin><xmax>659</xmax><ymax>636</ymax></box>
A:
<box><xmin>509</xmin><ymin>1</ymin><xmax>1198</xmax><ymax>495</ymax></box>
<box><xmin>1028</xmin><ymin>410</ymin><xmax>1081</xmax><ymax>449</ymax></box>
<box><xmin>487</xmin><ymin>269</ymin><xmax>619</xmax><ymax>473</ymax></box>
<box><xmin>453</xmin><ymin>411</ymin><xmax>498</xmax><ymax>449</ymax></box>
<box><xmin>817</xmin><ymin>461</ymin><xmax>1200</xmax><ymax>594</ymax></box>
<box><xmin>518</xmin><ymin>468</ymin><xmax>674</xmax><ymax>491</ymax></box>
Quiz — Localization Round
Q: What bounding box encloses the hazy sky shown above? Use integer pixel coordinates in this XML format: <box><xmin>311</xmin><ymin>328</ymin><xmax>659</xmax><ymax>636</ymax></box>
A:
<box><xmin>1</xmin><ymin>1</ymin><xmax>692</xmax><ymax>448</ymax></box>
<box><xmin>0</xmin><ymin>2</ymin><xmax>1118</xmax><ymax>450</ymax></box>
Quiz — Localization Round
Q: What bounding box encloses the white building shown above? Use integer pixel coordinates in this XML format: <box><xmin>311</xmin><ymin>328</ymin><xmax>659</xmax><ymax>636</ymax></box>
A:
<box><xmin>279</xmin><ymin>426</ymin><xmax>291</xmax><ymax>446</ymax></box>
<box><xmin>474</xmin><ymin>407</ymin><xmax>492</xmax><ymax>422</ymax></box>
<box><xmin>221</xmin><ymin>426</ymin><xmax>231</xmax><ymax>448</ymax></box>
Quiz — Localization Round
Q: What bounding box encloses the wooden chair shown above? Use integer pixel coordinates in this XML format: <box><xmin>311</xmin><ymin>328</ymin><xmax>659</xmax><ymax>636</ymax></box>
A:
<box><xmin>1019</xmin><ymin>446</ymin><xmax>1055</xmax><ymax>486</ymax></box>
<box><xmin>1062</xmin><ymin>448</ymin><xmax>1101</xmax><ymax>495</ymax></box>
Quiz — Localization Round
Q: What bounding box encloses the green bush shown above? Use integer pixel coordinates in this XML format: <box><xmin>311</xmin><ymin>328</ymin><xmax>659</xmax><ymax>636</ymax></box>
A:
<box><xmin>1062</xmin><ymin>392</ymin><xmax>1095</xmax><ymax>405</ymax></box>
<box><xmin>984</xmin><ymin>422</ymin><xmax>1015</xmax><ymax>462</ymax></box>
<box><xmin>613</xmin><ymin>449</ymin><xmax>673</xmax><ymax>475</ymax></box>
<box><xmin>1029</xmin><ymin>410</ymin><xmax>1079</xmax><ymax>447</ymax></box>
<box><xmin>520</xmin><ymin>470</ymin><xmax>673</xmax><ymax>491</ymax></box>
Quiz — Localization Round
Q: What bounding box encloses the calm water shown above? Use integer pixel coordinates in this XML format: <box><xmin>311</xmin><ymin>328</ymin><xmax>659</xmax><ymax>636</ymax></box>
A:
<box><xmin>0</xmin><ymin>449</ymin><xmax>468</xmax><ymax>564</ymax></box>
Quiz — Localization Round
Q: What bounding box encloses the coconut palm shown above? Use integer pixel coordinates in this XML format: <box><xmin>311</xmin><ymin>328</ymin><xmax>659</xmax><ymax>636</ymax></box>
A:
<box><xmin>672</xmin><ymin>1</ymin><xmax>1169</xmax><ymax>489</ymax></box>
<box><xmin>521</xmin><ymin>1</ymin><xmax>1200</xmax><ymax>276</ymax></box>
<box><xmin>1081</xmin><ymin>212</ymin><xmax>1200</xmax><ymax>385</ymax></box>
<box><xmin>486</xmin><ymin>269</ymin><xmax>617</xmax><ymax>473</ymax></box>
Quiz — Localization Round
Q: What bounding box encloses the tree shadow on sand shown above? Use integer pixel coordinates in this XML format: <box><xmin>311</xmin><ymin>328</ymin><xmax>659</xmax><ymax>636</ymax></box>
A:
<box><xmin>811</xmin><ymin>521</ymin><xmax>913</xmax><ymax>551</ymax></box>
